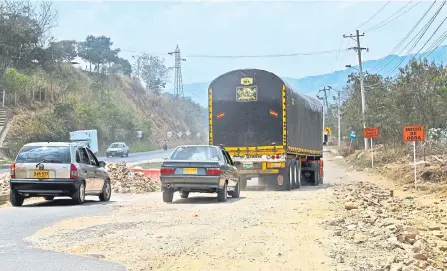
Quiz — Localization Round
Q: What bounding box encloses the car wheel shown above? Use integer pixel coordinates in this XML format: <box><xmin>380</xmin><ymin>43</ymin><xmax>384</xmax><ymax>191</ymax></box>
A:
<box><xmin>99</xmin><ymin>179</ymin><xmax>112</xmax><ymax>202</ymax></box>
<box><xmin>10</xmin><ymin>190</ymin><xmax>24</xmax><ymax>207</ymax></box>
<box><xmin>180</xmin><ymin>191</ymin><xmax>189</xmax><ymax>199</ymax></box>
<box><xmin>229</xmin><ymin>179</ymin><xmax>240</xmax><ymax>198</ymax></box>
<box><xmin>44</xmin><ymin>196</ymin><xmax>54</xmax><ymax>201</ymax></box>
<box><xmin>163</xmin><ymin>188</ymin><xmax>174</xmax><ymax>203</ymax></box>
<box><xmin>217</xmin><ymin>182</ymin><xmax>228</xmax><ymax>202</ymax></box>
<box><xmin>126</xmin><ymin>151</ymin><xmax>129</xmax><ymax>157</ymax></box>
<box><xmin>72</xmin><ymin>181</ymin><xmax>85</xmax><ymax>205</ymax></box>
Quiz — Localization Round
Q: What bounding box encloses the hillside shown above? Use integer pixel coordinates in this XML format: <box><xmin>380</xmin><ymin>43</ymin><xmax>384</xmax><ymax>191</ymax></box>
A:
<box><xmin>180</xmin><ymin>46</ymin><xmax>447</xmax><ymax>107</ymax></box>
<box><xmin>3</xmin><ymin>65</ymin><xmax>207</xmax><ymax>156</ymax></box>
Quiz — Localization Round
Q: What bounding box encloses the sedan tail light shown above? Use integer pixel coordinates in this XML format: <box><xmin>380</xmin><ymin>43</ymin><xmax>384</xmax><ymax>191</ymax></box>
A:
<box><xmin>10</xmin><ymin>163</ymin><xmax>15</xmax><ymax>178</ymax></box>
<box><xmin>70</xmin><ymin>164</ymin><xmax>79</xmax><ymax>179</ymax></box>
<box><xmin>206</xmin><ymin>168</ymin><xmax>221</xmax><ymax>175</ymax></box>
<box><xmin>160</xmin><ymin>167</ymin><xmax>175</xmax><ymax>175</ymax></box>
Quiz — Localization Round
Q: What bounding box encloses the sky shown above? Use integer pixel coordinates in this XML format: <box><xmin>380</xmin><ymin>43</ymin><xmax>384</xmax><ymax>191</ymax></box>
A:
<box><xmin>49</xmin><ymin>0</ymin><xmax>444</xmax><ymax>87</ymax></box>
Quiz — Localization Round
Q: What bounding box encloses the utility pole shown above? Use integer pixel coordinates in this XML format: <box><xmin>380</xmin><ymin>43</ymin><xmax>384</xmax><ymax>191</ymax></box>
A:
<box><xmin>328</xmin><ymin>86</ymin><xmax>341</xmax><ymax>147</ymax></box>
<box><xmin>168</xmin><ymin>45</ymin><xmax>186</xmax><ymax>99</ymax></box>
<box><xmin>317</xmin><ymin>86</ymin><xmax>330</xmax><ymax>143</ymax></box>
<box><xmin>343</xmin><ymin>30</ymin><xmax>368</xmax><ymax>150</ymax></box>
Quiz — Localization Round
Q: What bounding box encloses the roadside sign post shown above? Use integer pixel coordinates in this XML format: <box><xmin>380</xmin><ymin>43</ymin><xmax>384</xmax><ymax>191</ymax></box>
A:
<box><xmin>403</xmin><ymin>125</ymin><xmax>425</xmax><ymax>188</ymax></box>
<box><xmin>349</xmin><ymin>131</ymin><xmax>356</xmax><ymax>149</ymax></box>
<box><xmin>364</xmin><ymin>127</ymin><xmax>379</xmax><ymax>168</ymax></box>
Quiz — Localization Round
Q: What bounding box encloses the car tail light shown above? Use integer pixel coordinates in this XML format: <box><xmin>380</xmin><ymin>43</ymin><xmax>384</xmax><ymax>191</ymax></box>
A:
<box><xmin>160</xmin><ymin>167</ymin><xmax>175</xmax><ymax>175</ymax></box>
<box><xmin>70</xmin><ymin>164</ymin><xmax>79</xmax><ymax>179</ymax></box>
<box><xmin>10</xmin><ymin>163</ymin><xmax>15</xmax><ymax>178</ymax></box>
<box><xmin>206</xmin><ymin>168</ymin><xmax>221</xmax><ymax>175</ymax></box>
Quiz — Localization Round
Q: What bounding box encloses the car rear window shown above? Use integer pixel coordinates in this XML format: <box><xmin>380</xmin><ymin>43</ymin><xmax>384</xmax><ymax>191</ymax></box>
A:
<box><xmin>169</xmin><ymin>146</ymin><xmax>221</xmax><ymax>161</ymax></box>
<box><xmin>15</xmin><ymin>146</ymin><xmax>71</xmax><ymax>163</ymax></box>
<box><xmin>109</xmin><ymin>143</ymin><xmax>120</xmax><ymax>148</ymax></box>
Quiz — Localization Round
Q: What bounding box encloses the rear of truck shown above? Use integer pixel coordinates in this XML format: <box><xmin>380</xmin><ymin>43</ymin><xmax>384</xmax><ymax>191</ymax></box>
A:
<box><xmin>208</xmin><ymin>69</ymin><xmax>288</xmax><ymax>189</ymax></box>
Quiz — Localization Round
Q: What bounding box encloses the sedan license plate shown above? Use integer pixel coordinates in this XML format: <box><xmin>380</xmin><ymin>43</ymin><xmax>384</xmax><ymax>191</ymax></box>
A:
<box><xmin>34</xmin><ymin>170</ymin><xmax>49</xmax><ymax>179</ymax></box>
<box><xmin>183</xmin><ymin>168</ymin><xmax>197</xmax><ymax>175</ymax></box>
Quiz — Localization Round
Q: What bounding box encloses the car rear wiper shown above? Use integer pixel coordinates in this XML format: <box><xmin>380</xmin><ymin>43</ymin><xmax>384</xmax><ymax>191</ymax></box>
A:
<box><xmin>36</xmin><ymin>159</ymin><xmax>63</xmax><ymax>166</ymax></box>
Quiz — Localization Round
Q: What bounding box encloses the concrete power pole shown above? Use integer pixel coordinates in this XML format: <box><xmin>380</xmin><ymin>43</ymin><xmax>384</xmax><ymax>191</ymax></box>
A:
<box><xmin>343</xmin><ymin>30</ymin><xmax>368</xmax><ymax>150</ymax></box>
<box><xmin>328</xmin><ymin>86</ymin><xmax>341</xmax><ymax>147</ymax></box>
<box><xmin>317</xmin><ymin>87</ymin><xmax>330</xmax><ymax>143</ymax></box>
<box><xmin>168</xmin><ymin>45</ymin><xmax>186</xmax><ymax>99</ymax></box>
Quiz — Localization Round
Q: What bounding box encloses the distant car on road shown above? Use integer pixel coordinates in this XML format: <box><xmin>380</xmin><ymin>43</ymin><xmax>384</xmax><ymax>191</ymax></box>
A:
<box><xmin>9</xmin><ymin>142</ymin><xmax>111</xmax><ymax>207</ymax></box>
<box><xmin>106</xmin><ymin>142</ymin><xmax>129</xmax><ymax>157</ymax></box>
<box><xmin>160</xmin><ymin>145</ymin><xmax>240</xmax><ymax>203</ymax></box>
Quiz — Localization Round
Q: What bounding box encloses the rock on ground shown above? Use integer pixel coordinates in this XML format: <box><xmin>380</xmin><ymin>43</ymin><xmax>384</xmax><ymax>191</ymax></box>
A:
<box><xmin>0</xmin><ymin>173</ymin><xmax>9</xmax><ymax>194</ymax></box>
<box><xmin>324</xmin><ymin>181</ymin><xmax>447</xmax><ymax>271</ymax></box>
<box><xmin>106</xmin><ymin>162</ymin><xmax>161</xmax><ymax>194</ymax></box>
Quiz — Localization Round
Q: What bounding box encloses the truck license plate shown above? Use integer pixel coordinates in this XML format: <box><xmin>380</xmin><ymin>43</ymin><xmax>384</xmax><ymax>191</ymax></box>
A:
<box><xmin>243</xmin><ymin>163</ymin><xmax>253</xmax><ymax>169</ymax></box>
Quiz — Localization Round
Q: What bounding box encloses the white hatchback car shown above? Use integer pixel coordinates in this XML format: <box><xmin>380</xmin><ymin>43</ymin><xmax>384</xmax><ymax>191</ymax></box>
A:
<box><xmin>9</xmin><ymin>142</ymin><xmax>111</xmax><ymax>207</ymax></box>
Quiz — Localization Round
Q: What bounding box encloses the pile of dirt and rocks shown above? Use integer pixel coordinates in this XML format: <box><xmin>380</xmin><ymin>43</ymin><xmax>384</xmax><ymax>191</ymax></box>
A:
<box><xmin>0</xmin><ymin>173</ymin><xmax>9</xmax><ymax>194</ymax></box>
<box><xmin>107</xmin><ymin>162</ymin><xmax>161</xmax><ymax>194</ymax></box>
<box><xmin>325</xmin><ymin>181</ymin><xmax>447</xmax><ymax>271</ymax></box>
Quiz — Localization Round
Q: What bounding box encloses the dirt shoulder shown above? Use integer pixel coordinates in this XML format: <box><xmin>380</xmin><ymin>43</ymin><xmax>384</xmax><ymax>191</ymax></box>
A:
<box><xmin>27</xmin><ymin>155</ymin><xmax>447</xmax><ymax>271</ymax></box>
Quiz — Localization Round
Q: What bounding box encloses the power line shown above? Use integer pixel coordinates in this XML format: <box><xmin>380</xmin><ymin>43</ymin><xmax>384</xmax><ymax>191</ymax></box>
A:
<box><xmin>183</xmin><ymin>49</ymin><xmax>348</xmax><ymax>58</ymax></box>
<box><xmin>354</xmin><ymin>1</ymin><xmax>391</xmax><ymax>31</ymax></box>
<box><xmin>383</xmin><ymin>0</ymin><xmax>446</xmax><ymax>77</ymax></box>
<box><xmin>370</xmin><ymin>1</ymin><xmax>438</xmax><ymax>74</ymax></box>
<box><xmin>364</xmin><ymin>1</ymin><xmax>421</xmax><ymax>33</ymax></box>
<box><xmin>410</xmin><ymin>13</ymin><xmax>447</xmax><ymax>62</ymax></box>
<box><xmin>422</xmin><ymin>29</ymin><xmax>447</xmax><ymax>58</ymax></box>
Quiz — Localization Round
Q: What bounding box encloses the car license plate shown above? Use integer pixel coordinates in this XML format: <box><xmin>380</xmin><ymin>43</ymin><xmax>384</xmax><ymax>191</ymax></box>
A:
<box><xmin>183</xmin><ymin>168</ymin><xmax>197</xmax><ymax>174</ymax></box>
<box><xmin>34</xmin><ymin>170</ymin><xmax>49</xmax><ymax>179</ymax></box>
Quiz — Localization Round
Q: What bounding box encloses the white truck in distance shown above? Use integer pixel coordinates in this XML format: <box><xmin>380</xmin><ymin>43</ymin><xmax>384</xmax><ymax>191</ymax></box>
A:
<box><xmin>69</xmin><ymin>129</ymin><xmax>99</xmax><ymax>154</ymax></box>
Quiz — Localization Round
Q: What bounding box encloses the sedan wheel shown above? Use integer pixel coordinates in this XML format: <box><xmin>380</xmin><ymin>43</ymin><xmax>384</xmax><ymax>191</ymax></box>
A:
<box><xmin>99</xmin><ymin>180</ymin><xmax>112</xmax><ymax>202</ymax></box>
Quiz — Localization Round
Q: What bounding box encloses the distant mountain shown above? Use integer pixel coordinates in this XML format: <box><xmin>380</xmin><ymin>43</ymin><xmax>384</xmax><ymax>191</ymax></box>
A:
<box><xmin>173</xmin><ymin>46</ymin><xmax>447</xmax><ymax>107</ymax></box>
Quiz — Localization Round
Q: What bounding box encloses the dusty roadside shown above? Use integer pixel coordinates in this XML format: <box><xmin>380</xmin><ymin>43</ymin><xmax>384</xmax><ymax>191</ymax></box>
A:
<box><xmin>27</xmin><ymin>155</ymin><xmax>447</xmax><ymax>271</ymax></box>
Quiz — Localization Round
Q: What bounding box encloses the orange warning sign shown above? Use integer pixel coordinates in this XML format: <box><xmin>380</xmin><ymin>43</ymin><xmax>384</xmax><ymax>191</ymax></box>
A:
<box><xmin>403</xmin><ymin>125</ymin><xmax>425</xmax><ymax>142</ymax></box>
<box><xmin>364</xmin><ymin>127</ymin><xmax>379</xmax><ymax>139</ymax></box>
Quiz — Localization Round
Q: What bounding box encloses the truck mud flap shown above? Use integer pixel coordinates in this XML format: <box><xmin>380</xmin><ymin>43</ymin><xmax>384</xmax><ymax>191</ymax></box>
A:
<box><xmin>266</xmin><ymin>160</ymin><xmax>295</xmax><ymax>191</ymax></box>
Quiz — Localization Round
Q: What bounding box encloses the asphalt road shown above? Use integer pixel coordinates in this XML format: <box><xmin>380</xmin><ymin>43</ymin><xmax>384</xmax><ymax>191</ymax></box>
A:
<box><xmin>99</xmin><ymin>148</ymin><xmax>174</xmax><ymax>164</ymax></box>
<box><xmin>0</xmin><ymin>148</ymin><xmax>174</xmax><ymax>271</ymax></box>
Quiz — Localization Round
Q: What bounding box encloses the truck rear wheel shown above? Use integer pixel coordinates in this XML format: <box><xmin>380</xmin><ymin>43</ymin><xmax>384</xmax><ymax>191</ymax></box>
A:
<box><xmin>295</xmin><ymin>160</ymin><xmax>301</xmax><ymax>189</ymax></box>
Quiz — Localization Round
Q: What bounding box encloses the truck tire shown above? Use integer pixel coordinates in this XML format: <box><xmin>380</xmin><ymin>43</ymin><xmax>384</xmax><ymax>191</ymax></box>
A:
<box><xmin>217</xmin><ymin>182</ymin><xmax>228</xmax><ymax>202</ymax></box>
<box><xmin>295</xmin><ymin>160</ymin><xmax>301</xmax><ymax>189</ymax></box>
<box><xmin>240</xmin><ymin>177</ymin><xmax>247</xmax><ymax>190</ymax></box>
<box><xmin>180</xmin><ymin>191</ymin><xmax>189</xmax><ymax>199</ymax></box>
<box><xmin>285</xmin><ymin>160</ymin><xmax>293</xmax><ymax>191</ymax></box>
<box><xmin>163</xmin><ymin>188</ymin><xmax>174</xmax><ymax>203</ymax></box>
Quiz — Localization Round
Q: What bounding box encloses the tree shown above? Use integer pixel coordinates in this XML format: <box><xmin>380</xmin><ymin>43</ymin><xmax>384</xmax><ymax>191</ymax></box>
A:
<box><xmin>47</xmin><ymin>40</ymin><xmax>77</xmax><ymax>63</ymax></box>
<box><xmin>0</xmin><ymin>0</ymin><xmax>58</xmax><ymax>71</ymax></box>
<box><xmin>139</xmin><ymin>54</ymin><xmax>171</xmax><ymax>95</ymax></box>
<box><xmin>109</xmin><ymin>57</ymin><xmax>132</xmax><ymax>76</ymax></box>
<box><xmin>78</xmin><ymin>35</ymin><xmax>120</xmax><ymax>73</ymax></box>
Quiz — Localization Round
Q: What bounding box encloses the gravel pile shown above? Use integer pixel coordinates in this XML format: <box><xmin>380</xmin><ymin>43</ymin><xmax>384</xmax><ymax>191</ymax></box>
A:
<box><xmin>325</xmin><ymin>181</ymin><xmax>447</xmax><ymax>271</ymax></box>
<box><xmin>107</xmin><ymin>162</ymin><xmax>161</xmax><ymax>194</ymax></box>
<box><xmin>0</xmin><ymin>173</ymin><xmax>9</xmax><ymax>194</ymax></box>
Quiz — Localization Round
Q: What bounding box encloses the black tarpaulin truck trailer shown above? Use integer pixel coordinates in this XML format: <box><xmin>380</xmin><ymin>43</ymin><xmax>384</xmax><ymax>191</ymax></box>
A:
<box><xmin>208</xmin><ymin>69</ymin><xmax>325</xmax><ymax>190</ymax></box>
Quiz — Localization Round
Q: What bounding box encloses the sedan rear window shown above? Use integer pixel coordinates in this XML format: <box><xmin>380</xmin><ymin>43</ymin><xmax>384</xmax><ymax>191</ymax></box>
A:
<box><xmin>15</xmin><ymin>146</ymin><xmax>71</xmax><ymax>163</ymax></box>
<box><xmin>169</xmin><ymin>146</ymin><xmax>221</xmax><ymax>161</ymax></box>
<box><xmin>109</xmin><ymin>143</ymin><xmax>120</xmax><ymax>148</ymax></box>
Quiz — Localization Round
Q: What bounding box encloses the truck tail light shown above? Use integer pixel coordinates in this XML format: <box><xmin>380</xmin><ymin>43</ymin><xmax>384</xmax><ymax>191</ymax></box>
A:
<box><xmin>161</xmin><ymin>167</ymin><xmax>175</xmax><ymax>175</ymax></box>
<box><xmin>70</xmin><ymin>164</ymin><xmax>79</xmax><ymax>179</ymax></box>
<box><xmin>10</xmin><ymin>163</ymin><xmax>15</xmax><ymax>178</ymax></box>
<box><xmin>206</xmin><ymin>168</ymin><xmax>221</xmax><ymax>175</ymax></box>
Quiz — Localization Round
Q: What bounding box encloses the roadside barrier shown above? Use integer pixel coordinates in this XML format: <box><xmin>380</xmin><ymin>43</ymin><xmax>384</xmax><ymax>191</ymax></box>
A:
<box><xmin>129</xmin><ymin>168</ymin><xmax>161</xmax><ymax>181</ymax></box>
